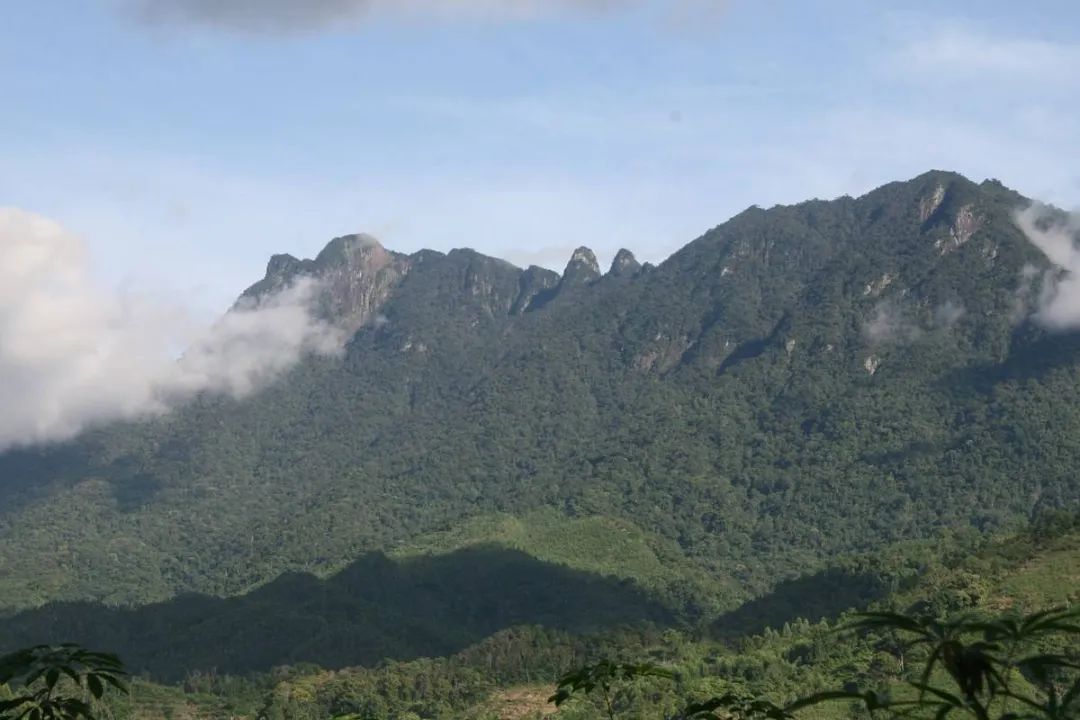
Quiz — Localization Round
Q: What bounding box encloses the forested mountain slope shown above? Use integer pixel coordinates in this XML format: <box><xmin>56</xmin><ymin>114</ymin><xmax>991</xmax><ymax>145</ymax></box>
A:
<box><xmin>74</xmin><ymin>513</ymin><xmax>1080</xmax><ymax>719</ymax></box>
<box><xmin>1</xmin><ymin>169</ymin><xmax>1077</xmax><ymax>620</ymax></box>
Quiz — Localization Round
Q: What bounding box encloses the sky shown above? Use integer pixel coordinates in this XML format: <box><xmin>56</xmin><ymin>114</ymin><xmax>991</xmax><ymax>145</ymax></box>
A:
<box><xmin>3</xmin><ymin>0</ymin><xmax>1080</xmax><ymax>315</ymax></box>
<box><xmin>2</xmin><ymin>0</ymin><xmax>1080</xmax><ymax>448</ymax></box>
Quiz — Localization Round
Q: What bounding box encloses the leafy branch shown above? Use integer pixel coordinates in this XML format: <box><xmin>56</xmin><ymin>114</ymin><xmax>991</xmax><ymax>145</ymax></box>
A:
<box><xmin>0</xmin><ymin>645</ymin><xmax>128</xmax><ymax>720</ymax></box>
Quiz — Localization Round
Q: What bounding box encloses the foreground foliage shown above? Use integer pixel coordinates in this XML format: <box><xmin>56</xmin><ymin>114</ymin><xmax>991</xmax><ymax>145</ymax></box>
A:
<box><xmin>552</xmin><ymin>607</ymin><xmax>1080</xmax><ymax>719</ymax></box>
<box><xmin>0</xmin><ymin>645</ymin><xmax>126</xmax><ymax>720</ymax></box>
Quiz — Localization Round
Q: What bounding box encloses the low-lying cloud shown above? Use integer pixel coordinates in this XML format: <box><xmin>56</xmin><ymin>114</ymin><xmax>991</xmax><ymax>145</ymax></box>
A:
<box><xmin>0</xmin><ymin>207</ymin><xmax>345</xmax><ymax>450</ymax></box>
<box><xmin>1014</xmin><ymin>204</ymin><xmax>1080</xmax><ymax>330</ymax></box>
<box><xmin>864</xmin><ymin>301</ymin><xmax>921</xmax><ymax>344</ymax></box>
<box><xmin>864</xmin><ymin>299</ymin><xmax>966</xmax><ymax>344</ymax></box>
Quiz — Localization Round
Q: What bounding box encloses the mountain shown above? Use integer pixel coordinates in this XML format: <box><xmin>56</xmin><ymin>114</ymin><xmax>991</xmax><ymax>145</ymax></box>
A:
<box><xmin>1</xmin><ymin>170</ymin><xmax>1078</xmax><ymax>653</ymax></box>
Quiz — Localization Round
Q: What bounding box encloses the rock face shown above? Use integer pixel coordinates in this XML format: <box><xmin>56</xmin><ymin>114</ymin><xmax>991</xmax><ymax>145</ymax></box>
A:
<box><xmin>933</xmin><ymin>204</ymin><xmax>983</xmax><ymax>254</ymax></box>
<box><xmin>919</xmin><ymin>184</ymin><xmax>947</xmax><ymax>222</ymax></box>
<box><xmin>242</xmin><ymin>234</ymin><xmax>413</xmax><ymax>336</ymax></box>
<box><xmin>951</xmin><ymin>205</ymin><xmax>981</xmax><ymax>246</ymax></box>
<box><xmin>609</xmin><ymin>249</ymin><xmax>641</xmax><ymax>277</ymax></box>
<box><xmin>913</xmin><ymin>174</ymin><xmax>987</xmax><ymax>255</ymax></box>
<box><xmin>512</xmin><ymin>265</ymin><xmax>560</xmax><ymax>314</ymax></box>
<box><xmin>311</xmin><ymin>235</ymin><xmax>412</xmax><ymax>331</ymax></box>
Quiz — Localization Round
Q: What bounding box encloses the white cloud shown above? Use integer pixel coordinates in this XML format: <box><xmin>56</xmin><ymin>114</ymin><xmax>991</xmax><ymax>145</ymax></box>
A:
<box><xmin>0</xmin><ymin>207</ymin><xmax>345</xmax><ymax>450</ymax></box>
<box><xmin>1014</xmin><ymin>204</ymin><xmax>1080</xmax><ymax>330</ymax></box>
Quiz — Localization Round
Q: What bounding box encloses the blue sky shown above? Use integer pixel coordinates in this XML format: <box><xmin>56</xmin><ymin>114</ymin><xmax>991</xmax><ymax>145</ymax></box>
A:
<box><xmin>3</xmin><ymin>0</ymin><xmax>1079</xmax><ymax>313</ymax></box>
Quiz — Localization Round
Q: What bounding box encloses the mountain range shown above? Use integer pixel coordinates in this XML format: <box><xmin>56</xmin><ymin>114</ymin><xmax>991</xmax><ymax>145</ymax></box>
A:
<box><xmin>1</xmin><ymin>169</ymin><xmax>1078</xmax><ymax>680</ymax></box>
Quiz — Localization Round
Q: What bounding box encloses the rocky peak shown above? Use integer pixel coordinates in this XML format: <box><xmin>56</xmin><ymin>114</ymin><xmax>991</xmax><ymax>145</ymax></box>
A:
<box><xmin>560</xmin><ymin>246</ymin><xmax>601</xmax><ymax>288</ymax></box>
<box><xmin>608</xmin><ymin>249</ymin><xmax>641</xmax><ymax>277</ymax></box>
<box><xmin>266</xmin><ymin>253</ymin><xmax>308</xmax><ymax>277</ymax></box>
<box><xmin>247</xmin><ymin>253</ymin><xmax>316</xmax><ymax>298</ymax></box>
<box><xmin>908</xmin><ymin>175</ymin><xmax>986</xmax><ymax>255</ymax></box>
<box><xmin>242</xmin><ymin>233</ymin><xmax>411</xmax><ymax>337</ymax></box>
<box><xmin>314</xmin><ymin>234</ymin><xmax>390</xmax><ymax>272</ymax></box>
<box><xmin>314</xmin><ymin>236</ymin><xmax>409</xmax><ymax>331</ymax></box>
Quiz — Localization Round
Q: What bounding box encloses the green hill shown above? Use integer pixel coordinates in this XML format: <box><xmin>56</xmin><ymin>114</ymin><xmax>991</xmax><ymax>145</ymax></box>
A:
<box><xmin>391</xmin><ymin>509</ymin><xmax>740</xmax><ymax>617</ymax></box>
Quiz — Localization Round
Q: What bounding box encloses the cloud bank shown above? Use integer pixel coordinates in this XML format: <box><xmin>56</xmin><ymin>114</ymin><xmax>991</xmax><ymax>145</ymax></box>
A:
<box><xmin>0</xmin><ymin>207</ymin><xmax>345</xmax><ymax>450</ymax></box>
<box><xmin>1014</xmin><ymin>204</ymin><xmax>1080</xmax><ymax>330</ymax></box>
<box><xmin>129</xmin><ymin>0</ymin><xmax>626</xmax><ymax>34</ymax></box>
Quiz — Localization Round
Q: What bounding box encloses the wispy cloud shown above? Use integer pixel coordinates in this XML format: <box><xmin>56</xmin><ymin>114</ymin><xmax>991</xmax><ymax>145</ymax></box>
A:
<box><xmin>894</xmin><ymin>26</ymin><xmax>1080</xmax><ymax>83</ymax></box>
<box><xmin>864</xmin><ymin>301</ymin><xmax>921</xmax><ymax>344</ymax></box>
<box><xmin>0</xmin><ymin>207</ymin><xmax>346</xmax><ymax>450</ymax></box>
<box><xmin>864</xmin><ymin>299</ymin><xmax>967</xmax><ymax>345</ymax></box>
<box><xmin>933</xmin><ymin>300</ymin><xmax>965</xmax><ymax>329</ymax></box>
<box><xmin>127</xmin><ymin>0</ymin><xmax>628</xmax><ymax>34</ymax></box>
<box><xmin>124</xmin><ymin>0</ymin><xmax>731</xmax><ymax>34</ymax></box>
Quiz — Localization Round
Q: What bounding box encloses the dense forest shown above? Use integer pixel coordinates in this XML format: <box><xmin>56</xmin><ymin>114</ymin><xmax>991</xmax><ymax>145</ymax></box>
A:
<box><xmin>2</xmin><ymin>170</ymin><xmax>1080</xmax><ymax>717</ymax></box>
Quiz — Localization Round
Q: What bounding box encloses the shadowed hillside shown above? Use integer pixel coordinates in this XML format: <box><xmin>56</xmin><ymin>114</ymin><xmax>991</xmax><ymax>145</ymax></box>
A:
<box><xmin>709</xmin><ymin>567</ymin><xmax>894</xmax><ymax>639</ymax></box>
<box><xmin>0</xmin><ymin>545</ymin><xmax>672</xmax><ymax>681</ymax></box>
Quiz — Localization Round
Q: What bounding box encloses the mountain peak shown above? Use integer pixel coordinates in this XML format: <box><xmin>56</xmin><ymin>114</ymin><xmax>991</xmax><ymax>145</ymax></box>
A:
<box><xmin>561</xmin><ymin>246</ymin><xmax>600</xmax><ymax>287</ymax></box>
<box><xmin>609</xmin><ymin>248</ymin><xmax>641</xmax><ymax>277</ymax></box>
<box><xmin>314</xmin><ymin>234</ymin><xmax>387</xmax><ymax>270</ymax></box>
<box><xmin>239</xmin><ymin>232</ymin><xmax>407</xmax><ymax>335</ymax></box>
<box><xmin>265</xmin><ymin>252</ymin><xmax>310</xmax><ymax>278</ymax></box>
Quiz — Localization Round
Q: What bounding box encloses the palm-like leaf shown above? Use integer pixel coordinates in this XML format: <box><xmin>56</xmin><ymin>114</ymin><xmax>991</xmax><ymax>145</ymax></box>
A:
<box><xmin>0</xmin><ymin>645</ymin><xmax>128</xmax><ymax>720</ymax></box>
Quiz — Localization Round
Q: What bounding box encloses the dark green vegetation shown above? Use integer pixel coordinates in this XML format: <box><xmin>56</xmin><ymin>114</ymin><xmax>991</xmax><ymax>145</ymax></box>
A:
<box><xmin>48</xmin><ymin>511</ymin><xmax>1080</xmax><ymax>720</ymax></box>
<box><xmin>0</xmin><ymin>546</ymin><xmax>670</xmax><ymax>680</ymax></box>
<box><xmin>1</xmin><ymin>170</ymin><xmax>1079</xmax><ymax>715</ymax></box>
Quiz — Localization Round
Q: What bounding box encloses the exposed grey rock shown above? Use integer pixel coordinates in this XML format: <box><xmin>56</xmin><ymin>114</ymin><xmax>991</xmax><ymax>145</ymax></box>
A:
<box><xmin>242</xmin><ymin>234</ymin><xmax>412</xmax><ymax>337</ymax></box>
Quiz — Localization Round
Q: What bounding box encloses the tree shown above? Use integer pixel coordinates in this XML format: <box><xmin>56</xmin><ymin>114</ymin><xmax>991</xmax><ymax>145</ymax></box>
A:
<box><xmin>550</xmin><ymin>661</ymin><xmax>673</xmax><ymax>720</ymax></box>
